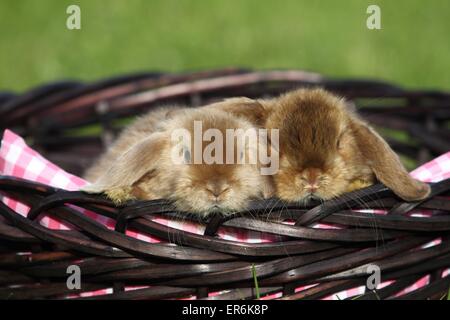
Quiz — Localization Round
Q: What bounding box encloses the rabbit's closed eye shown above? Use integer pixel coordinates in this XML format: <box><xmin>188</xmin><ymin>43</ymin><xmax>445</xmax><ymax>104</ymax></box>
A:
<box><xmin>183</xmin><ymin>148</ymin><xmax>191</xmax><ymax>164</ymax></box>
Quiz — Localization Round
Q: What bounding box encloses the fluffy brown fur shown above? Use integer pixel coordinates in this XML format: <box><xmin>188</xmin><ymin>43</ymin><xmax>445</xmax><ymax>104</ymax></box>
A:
<box><xmin>205</xmin><ymin>88</ymin><xmax>431</xmax><ymax>203</ymax></box>
<box><xmin>82</xmin><ymin>107</ymin><xmax>274</xmax><ymax>216</ymax></box>
<box><xmin>84</xmin><ymin>106</ymin><xmax>178</xmax><ymax>182</ymax></box>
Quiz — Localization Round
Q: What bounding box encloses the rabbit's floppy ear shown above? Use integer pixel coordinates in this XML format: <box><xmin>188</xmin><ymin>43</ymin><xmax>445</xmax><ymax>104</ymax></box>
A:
<box><xmin>81</xmin><ymin>132</ymin><xmax>167</xmax><ymax>203</ymax></box>
<box><xmin>205</xmin><ymin>97</ymin><xmax>269</xmax><ymax>127</ymax></box>
<box><xmin>349</xmin><ymin>116</ymin><xmax>430</xmax><ymax>201</ymax></box>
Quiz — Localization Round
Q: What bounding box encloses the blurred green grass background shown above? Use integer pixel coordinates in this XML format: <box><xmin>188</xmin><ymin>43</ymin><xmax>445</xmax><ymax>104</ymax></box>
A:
<box><xmin>0</xmin><ymin>0</ymin><xmax>449</xmax><ymax>92</ymax></box>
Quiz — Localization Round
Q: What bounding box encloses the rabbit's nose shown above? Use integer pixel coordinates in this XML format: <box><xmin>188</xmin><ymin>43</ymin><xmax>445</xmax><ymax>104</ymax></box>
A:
<box><xmin>302</xmin><ymin>168</ymin><xmax>321</xmax><ymax>191</ymax></box>
<box><xmin>305</xmin><ymin>183</ymin><xmax>319</xmax><ymax>193</ymax></box>
<box><xmin>207</xmin><ymin>184</ymin><xmax>230</xmax><ymax>198</ymax></box>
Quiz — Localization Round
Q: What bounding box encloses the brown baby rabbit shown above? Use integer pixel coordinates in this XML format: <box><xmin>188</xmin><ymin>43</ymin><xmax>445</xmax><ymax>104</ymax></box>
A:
<box><xmin>203</xmin><ymin>88</ymin><xmax>430</xmax><ymax>203</ymax></box>
<box><xmin>82</xmin><ymin>107</ymin><xmax>274</xmax><ymax>216</ymax></box>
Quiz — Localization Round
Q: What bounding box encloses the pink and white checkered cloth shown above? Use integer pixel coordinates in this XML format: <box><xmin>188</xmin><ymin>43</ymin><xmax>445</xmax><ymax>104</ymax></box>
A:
<box><xmin>1</xmin><ymin>128</ymin><xmax>449</xmax><ymax>299</ymax></box>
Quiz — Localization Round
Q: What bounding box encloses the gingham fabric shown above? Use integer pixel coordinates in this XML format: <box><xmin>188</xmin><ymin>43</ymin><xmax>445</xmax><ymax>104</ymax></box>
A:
<box><xmin>1</xmin><ymin>128</ymin><xmax>449</xmax><ymax>299</ymax></box>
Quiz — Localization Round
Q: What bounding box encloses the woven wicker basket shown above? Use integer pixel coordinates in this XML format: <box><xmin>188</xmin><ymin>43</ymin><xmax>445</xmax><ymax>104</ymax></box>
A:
<box><xmin>0</xmin><ymin>69</ymin><xmax>450</xmax><ymax>300</ymax></box>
